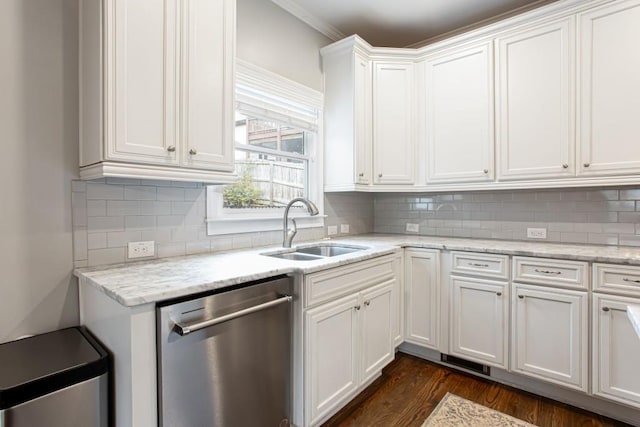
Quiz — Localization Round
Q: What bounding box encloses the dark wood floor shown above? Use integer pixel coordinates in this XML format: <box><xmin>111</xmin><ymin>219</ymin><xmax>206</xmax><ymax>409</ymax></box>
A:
<box><xmin>322</xmin><ymin>353</ymin><xmax>632</xmax><ymax>427</ymax></box>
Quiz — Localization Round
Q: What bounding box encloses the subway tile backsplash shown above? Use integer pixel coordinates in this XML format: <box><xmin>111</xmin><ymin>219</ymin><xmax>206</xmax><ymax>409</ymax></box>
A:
<box><xmin>374</xmin><ymin>187</ymin><xmax>640</xmax><ymax>247</ymax></box>
<box><xmin>71</xmin><ymin>178</ymin><xmax>337</xmax><ymax>267</ymax></box>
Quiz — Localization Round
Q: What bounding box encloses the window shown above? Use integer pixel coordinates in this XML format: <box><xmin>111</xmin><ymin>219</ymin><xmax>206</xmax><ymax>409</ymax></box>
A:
<box><xmin>206</xmin><ymin>60</ymin><xmax>324</xmax><ymax>235</ymax></box>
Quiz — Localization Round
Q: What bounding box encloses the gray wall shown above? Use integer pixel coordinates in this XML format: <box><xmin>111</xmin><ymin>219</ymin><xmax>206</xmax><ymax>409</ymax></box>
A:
<box><xmin>237</xmin><ymin>0</ymin><xmax>331</xmax><ymax>91</ymax></box>
<box><xmin>0</xmin><ymin>0</ymin><xmax>79</xmax><ymax>343</ymax></box>
<box><xmin>375</xmin><ymin>187</ymin><xmax>640</xmax><ymax>246</ymax></box>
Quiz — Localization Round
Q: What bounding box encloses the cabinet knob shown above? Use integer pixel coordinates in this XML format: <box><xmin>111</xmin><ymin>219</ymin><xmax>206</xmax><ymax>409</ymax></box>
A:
<box><xmin>354</xmin><ymin>305</ymin><xmax>361</xmax><ymax>311</ymax></box>
<box><xmin>359</xmin><ymin>173</ymin><xmax>364</xmax><ymax>177</ymax></box>
<box><xmin>518</xmin><ymin>295</ymin><xmax>524</xmax><ymax>299</ymax></box>
<box><xmin>483</xmin><ymin>169</ymin><xmax>489</xmax><ymax>174</ymax></box>
<box><xmin>189</xmin><ymin>148</ymin><xmax>198</xmax><ymax>155</ymax></box>
<box><xmin>496</xmin><ymin>292</ymin><xmax>502</xmax><ymax>296</ymax></box>
<box><xmin>167</xmin><ymin>145</ymin><xmax>176</xmax><ymax>153</ymax></box>
<box><xmin>562</xmin><ymin>163</ymin><xmax>568</xmax><ymax>169</ymax></box>
<box><xmin>602</xmin><ymin>306</ymin><xmax>610</xmax><ymax>312</ymax></box>
<box><xmin>364</xmin><ymin>300</ymin><xmax>370</xmax><ymax>307</ymax></box>
<box><xmin>583</xmin><ymin>163</ymin><xmax>590</xmax><ymax>168</ymax></box>
<box><xmin>378</xmin><ymin>173</ymin><xmax>383</xmax><ymax>178</ymax></box>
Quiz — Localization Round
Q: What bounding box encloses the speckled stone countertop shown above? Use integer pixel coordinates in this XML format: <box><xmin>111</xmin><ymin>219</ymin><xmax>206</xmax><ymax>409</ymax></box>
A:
<box><xmin>74</xmin><ymin>234</ymin><xmax>640</xmax><ymax>307</ymax></box>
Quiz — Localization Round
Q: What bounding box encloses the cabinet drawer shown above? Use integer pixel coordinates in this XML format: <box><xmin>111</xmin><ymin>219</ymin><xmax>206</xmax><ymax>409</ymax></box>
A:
<box><xmin>451</xmin><ymin>252</ymin><xmax>509</xmax><ymax>279</ymax></box>
<box><xmin>594</xmin><ymin>263</ymin><xmax>640</xmax><ymax>297</ymax></box>
<box><xmin>513</xmin><ymin>257</ymin><xmax>588</xmax><ymax>290</ymax></box>
<box><xmin>304</xmin><ymin>255</ymin><xmax>396</xmax><ymax>307</ymax></box>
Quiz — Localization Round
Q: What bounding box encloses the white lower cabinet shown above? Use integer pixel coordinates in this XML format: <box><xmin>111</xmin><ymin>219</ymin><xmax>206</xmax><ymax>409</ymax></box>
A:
<box><xmin>511</xmin><ymin>284</ymin><xmax>588</xmax><ymax>391</ymax></box>
<box><xmin>593</xmin><ymin>293</ymin><xmax>640</xmax><ymax>409</ymax></box>
<box><xmin>304</xmin><ymin>279</ymin><xmax>394</xmax><ymax>426</ymax></box>
<box><xmin>449</xmin><ymin>276</ymin><xmax>508</xmax><ymax>368</ymax></box>
<box><xmin>404</xmin><ymin>249</ymin><xmax>440</xmax><ymax>349</ymax></box>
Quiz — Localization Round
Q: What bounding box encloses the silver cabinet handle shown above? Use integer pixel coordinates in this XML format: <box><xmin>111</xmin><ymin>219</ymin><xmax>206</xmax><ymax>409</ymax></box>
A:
<box><xmin>173</xmin><ymin>295</ymin><xmax>292</xmax><ymax>336</ymax></box>
<box><xmin>189</xmin><ymin>148</ymin><xmax>198</xmax><ymax>155</ymax></box>
<box><xmin>364</xmin><ymin>300</ymin><xmax>371</xmax><ymax>306</ymax></box>
<box><xmin>518</xmin><ymin>295</ymin><xmax>525</xmax><ymax>299</ymax></box>
<box><xmin>354</xmin><ymin>305</ymin><xmax>361</xmax><ymax>311</ymax></box>
<box><xmin>562</xmin><ymin>163</ymin><xmax>568</xmax><ymax>168</ymax></box>
<box><xmin>358</xmin><ymin>173</ymin><xmax>364</xmax><ymax>177</ymax></box>
<box><xmin>623</xmin><ymin>277</ymin><xmax>640</xmax><ymax>284</ymax></box>
<box><xmin>469</xmin><ymin>262</ymin><xmax>489</xmax><ymax>268</ymax></box>
<box><xmin>496</xmin><ymin>292</ymin><xmax>502</xmax><ymax>296</ymax></box>
<box><xmin>584</xmin><ymin>163</ymin><xmax>590</xmax><ymax>167</ymax></box>
<box><xmin>167</xmin><ymin>145</ymin><xmax>176</xmax><ymax>153</ymax></box>
<box><xmin>378</xmin><ymin>173</ymin><xmax>383</xmax><ymax>178</ymax></box>
<box><xmin>483</xmin><ymin>169</ymin><xmax>489</xmax><ymax>174</ymax></box>
<box><xmin>534</xmin><ymin>268</ymin><xmax>562</xmax><ymax>275</ymax></box>
<box><xmin>602</xmin><ymin>306</ymin><xmax>627</xmax><ymax>313</ymax></box>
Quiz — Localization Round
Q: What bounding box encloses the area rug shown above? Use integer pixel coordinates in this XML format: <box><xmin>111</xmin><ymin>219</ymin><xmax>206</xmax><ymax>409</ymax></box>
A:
<box><xmin>422</xmin><ymin>393</ymin><xmax>537</xmax><ymax>427</ymax></box>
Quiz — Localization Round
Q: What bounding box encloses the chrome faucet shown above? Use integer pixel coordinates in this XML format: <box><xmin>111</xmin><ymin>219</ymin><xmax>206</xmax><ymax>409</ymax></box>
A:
<box><xmin>283</xmin><ymin>197</ymin><xmax>319</xmax><ymax>248</ymax></box>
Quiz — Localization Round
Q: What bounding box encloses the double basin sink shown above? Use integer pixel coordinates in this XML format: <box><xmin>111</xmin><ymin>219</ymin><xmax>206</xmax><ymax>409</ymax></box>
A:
<box><xmin>262</xmin><ymin>244</ymin><xmax>368</xmax><ymax>261</ymax></box>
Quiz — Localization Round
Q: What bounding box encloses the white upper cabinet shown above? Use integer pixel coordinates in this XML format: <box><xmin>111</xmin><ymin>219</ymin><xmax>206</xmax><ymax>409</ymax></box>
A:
<box><xmin>373</xmin><ymin>61</ymin><xmax>416</xmax><ymax>185</ymax></box>
<box><xmin>321</xmin><ymin>39</ymin><xmax>373</xmax><ymax>190</ymax></box>
<box><xmin>106</xmin><ymin>0</ymin><xmax>179</xmax><ymax>165</ymax></box>
<box><xmin>80</xmin><ymin>0</ymin><xmax>236</xmax><ymax>183</ymax></box>
<box><xmin>578</xmin><ymin>0</ymin><xmax>640</xmax><ymax>177</ymax></box>
<box><xmin>496</xmin><ymin>18</ymin><xmax>575</xmax><ymax>180</ymax></box>
<box><xmin>425</xmin><ymin>42</ymin><xmax>494</xmax><ymax>184</ymax></box>
<box><xmin>180</xmin><ymin>0</ymin><xmax>234</xmax><ymax>171</ymax></box>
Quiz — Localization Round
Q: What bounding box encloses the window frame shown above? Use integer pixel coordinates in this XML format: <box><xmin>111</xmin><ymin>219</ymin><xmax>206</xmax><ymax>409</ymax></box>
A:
<box><xmin>206</xmin><ymin>60</ymin><xmax>324</xmax><ymax>236</ymax></box>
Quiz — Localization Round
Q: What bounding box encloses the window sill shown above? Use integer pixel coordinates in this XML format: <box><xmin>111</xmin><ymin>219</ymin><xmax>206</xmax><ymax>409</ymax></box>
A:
<box><xmin>206</xmin><ymin>214</ymin><xmax>326</xmax><ymax>235</ymax></box>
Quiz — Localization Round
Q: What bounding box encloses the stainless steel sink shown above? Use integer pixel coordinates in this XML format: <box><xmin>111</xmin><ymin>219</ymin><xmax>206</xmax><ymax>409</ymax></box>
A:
<box><xmin>261</xmin><ymin>244</ymin><xmax>368</xmax><ymax>261</ymax></box>
<box><xmin>267</xmin><ymin>252</ymin><xmax>325</xmax><ymax>261</ymax></box>
<box><xmin>295</xmin><ymin>245</ymin><xmax>364</xmax><ymax>257</ymax></box>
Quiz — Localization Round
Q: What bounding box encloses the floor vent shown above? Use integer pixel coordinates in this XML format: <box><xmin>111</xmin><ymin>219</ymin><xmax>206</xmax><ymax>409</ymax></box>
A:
<box><xmin>441</xmin><ymin>354</ymin><xmax>490</xmax><ymax>376</ymax></box>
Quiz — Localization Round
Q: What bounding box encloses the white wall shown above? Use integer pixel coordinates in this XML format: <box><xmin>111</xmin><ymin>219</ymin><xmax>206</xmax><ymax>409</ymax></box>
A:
<box><xmin>237</xmin><ymin>0</ymin><xmax>332</xmax><ymax>91</ymax></box>
<box><xmin>0</xmin><ymin>0</ymin><xmax>79</xmax><ymax>343</ymax></box>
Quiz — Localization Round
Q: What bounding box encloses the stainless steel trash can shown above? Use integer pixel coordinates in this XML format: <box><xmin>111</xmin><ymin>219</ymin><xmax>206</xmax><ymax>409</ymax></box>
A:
<box><xmin>0</xmin><ymin>327</ymin><xmax>109</xmax><ymax>427</ymax></box>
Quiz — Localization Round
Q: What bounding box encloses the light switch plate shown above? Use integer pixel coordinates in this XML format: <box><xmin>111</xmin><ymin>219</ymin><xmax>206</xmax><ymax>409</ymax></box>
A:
<box><xmin>327</xmin><ymin>225</ymin><xmax>338</xmax><ymax>236</ymax></box>
<box><xmin>527</xmin><ymin>228</ymin><xmax>547</xmax><ymax>239</ymax></box>
<box><xmin>340</xmin><ymin>224</ymin><xmax>350</xmax><ymax>234</ymax></box>
<box><xmin>406</xmin><ymin>223</ymin><xmax>419</xmax><ymax>233</ymax></box>
<box><xmin>128</xmin><ymin>241</ymin><xmax>155</xmax><ymax>259</ymax></box>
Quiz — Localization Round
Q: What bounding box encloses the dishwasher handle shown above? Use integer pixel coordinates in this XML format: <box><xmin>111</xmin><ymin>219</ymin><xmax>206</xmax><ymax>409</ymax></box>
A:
<box><xmin>173</xmin><ymin>295</ymin><xmax>293</xmax><ymax>336</ymax></box>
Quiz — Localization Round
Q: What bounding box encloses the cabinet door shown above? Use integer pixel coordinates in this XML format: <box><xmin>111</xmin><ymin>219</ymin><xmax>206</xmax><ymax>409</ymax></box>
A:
<box><xmin>450</xmin><ymin>276</ymin><xmax>508</xmax><ymax>368</ymax></box>
<box><xmin>181</xmin><ymin>0</ymin><xmax>234</xmax><ymax>171</ymax></box>
<box><xmin>425</xmin><ymin>42</ymin><xmax>494</xmax><ymax>184</ymax></box>
<box><xmin>391</xmin><ymin>253</ymin><xmax>404</xmax><ymax>347</ymax></box>
<box><xmin>593</xmin><ymin>294</ymin><xmax>640</xmax><ymax>408</ymax></box>
<box><xmin>404</xmin><ymin>249</ymin><xmax>440</xmax><ymax>350</ymax></box>
<box><xmin>361</xmin><ymin>281</ymin><xmax>394</xmax><ymax>384</ymax></box>
<box><xmin>305</xmin><ymin>294</ymin><xmax>359</xmax><ymax>424</ymax></box>
<box><xmin>354</xmin><ymin>53</ymin><xmax>372</xmax><ymax>185</ymax></box>
<box><xmin>496</xmin><ymin>18</ymin><xmax>575</xmax><ymax>180</ymax></box>
<box><xmin>578</xmin><ymin>0</ymin><xmax>640</xmax><ymax>176</ymax></box>
<box><xmin>512</xmin><ymin>284</ymin><xmax>587</xmax><ymax>391</ymax></box>
<box><xmin>106</xmin><ymin>0</ymin><xmax>179</xmax><ymax>165</ymax></box>
<box><xmin>372</xmin><ymin>62</ymin><xmax>415</xmax><ymax>185</ymax></box>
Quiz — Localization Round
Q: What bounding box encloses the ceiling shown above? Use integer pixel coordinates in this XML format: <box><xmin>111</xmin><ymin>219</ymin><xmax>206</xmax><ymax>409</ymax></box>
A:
<box><xmin>272</xmin><ymin>0</ymin><xmax>555</xmax><ymax>47</ymax></box>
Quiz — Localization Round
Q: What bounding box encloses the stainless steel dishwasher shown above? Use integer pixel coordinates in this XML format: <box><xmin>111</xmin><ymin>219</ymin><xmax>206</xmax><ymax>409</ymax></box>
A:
<box><xmin>157</xmin><ymin>276</ymin><xmax>293</xmax><ymax>427</ymax></box>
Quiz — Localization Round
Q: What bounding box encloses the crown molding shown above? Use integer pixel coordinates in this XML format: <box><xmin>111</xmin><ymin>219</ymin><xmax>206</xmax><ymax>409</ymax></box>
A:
<box><xmin>271</xmin><ymin>0</ymin><xmax>346</xmax><ymax>41</ymax></box>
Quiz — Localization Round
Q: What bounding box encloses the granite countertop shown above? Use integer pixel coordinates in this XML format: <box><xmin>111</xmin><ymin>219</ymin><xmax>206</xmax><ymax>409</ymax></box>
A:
<box><xmin>75</xmin><ymin>234</ymin><xmax>640</xmax><ymax>307</ymax></box>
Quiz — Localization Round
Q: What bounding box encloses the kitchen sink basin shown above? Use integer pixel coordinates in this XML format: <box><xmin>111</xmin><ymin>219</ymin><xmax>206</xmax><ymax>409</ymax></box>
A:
<box><xmin>261</xmin><ymin>244</ymin><xmax>368</xmax><ymax>261</ymax></box>
<box><xmin>295</xmin><ymin>245</ymin><xmax>364</xmax><ymax>257</ymax></box>
<box><xmin>268</xmin><ymin>252</ymin><xmax>325</xmax><ymax>261</ymax></box>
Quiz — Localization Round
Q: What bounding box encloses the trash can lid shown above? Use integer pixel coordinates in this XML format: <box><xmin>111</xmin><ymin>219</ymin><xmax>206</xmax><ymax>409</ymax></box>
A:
<box><xmin>0</xmin><ymin>326</ymin><xmax>109</xmax><ymax>410</ymax></box>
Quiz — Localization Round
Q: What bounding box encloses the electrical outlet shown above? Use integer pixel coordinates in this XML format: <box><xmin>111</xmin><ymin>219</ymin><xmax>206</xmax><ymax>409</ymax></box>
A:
<box><xmin>406</xmin><ymin>223</ymin><xmax>419</xmax><ymax>233</ymax></box>
<box><xmin>128</xmin><ymin>241</ymin><xmax>155</xmax><ymax>259</ymax></box>
<box><xmin>327</xmin><ymin>225</ymin><xmax>338</xmax><ymax>236</ymax></box>
<box><xmin>340</xmin><ymin>224</ymin><xmax>350</xmax><ymax>234</ymax></box>
<box><xmin>527</xmin><ymin>228</ymin><xmax>547</xmax><ymax>239</ymax></box>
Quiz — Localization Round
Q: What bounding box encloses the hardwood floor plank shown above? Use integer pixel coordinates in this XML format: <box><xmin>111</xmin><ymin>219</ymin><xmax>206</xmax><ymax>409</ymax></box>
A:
<box><xmin>322</xmin><ymin>353</ymin><xmax>633</xmax><ymax>427</ymax></box>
